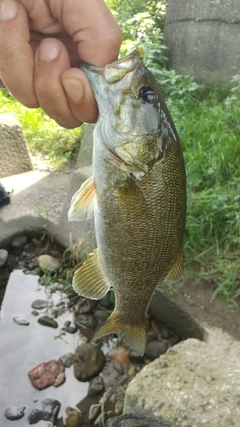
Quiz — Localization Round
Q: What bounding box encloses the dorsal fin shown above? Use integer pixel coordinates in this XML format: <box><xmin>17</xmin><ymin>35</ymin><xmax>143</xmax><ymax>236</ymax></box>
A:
<box><xmin>68</xmin><ymin>175</ymin><xmax>96</xmax><ymax>221</ymax></box>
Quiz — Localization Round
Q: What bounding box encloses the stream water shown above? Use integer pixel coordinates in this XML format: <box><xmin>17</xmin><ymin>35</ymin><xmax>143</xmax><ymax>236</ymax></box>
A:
<box><xmin>0</xmin><ymin>269</ymin><xmax>88</xmax><ymax>427</ymax></box>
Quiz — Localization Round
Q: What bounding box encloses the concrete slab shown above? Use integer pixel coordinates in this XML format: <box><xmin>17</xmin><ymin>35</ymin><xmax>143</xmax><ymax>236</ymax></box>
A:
<box><xmin>0</xmin><ymin>166</ymin><xmax>93</xmax><ymax>249</ymax></box>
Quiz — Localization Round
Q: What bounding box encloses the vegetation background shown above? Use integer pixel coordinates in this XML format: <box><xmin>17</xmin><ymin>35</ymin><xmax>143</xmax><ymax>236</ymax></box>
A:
<box><xmin>0</xmin><ymin>0</ymin><xmax>239</xmax><ymax>304</ymax></box>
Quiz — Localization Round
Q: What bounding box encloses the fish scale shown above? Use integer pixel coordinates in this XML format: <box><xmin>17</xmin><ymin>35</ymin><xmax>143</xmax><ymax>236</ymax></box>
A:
<box><xmin>68</xmin><ymin>48</ymin><xmax>186</xmax><ymax>355</ymax></box>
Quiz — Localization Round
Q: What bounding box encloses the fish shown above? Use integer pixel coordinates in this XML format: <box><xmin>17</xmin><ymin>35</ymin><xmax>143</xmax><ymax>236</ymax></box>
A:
<box><xmin>68</xmin><ymin>48</ymin><xmax>186</xmax><ymax>355</ymax></box>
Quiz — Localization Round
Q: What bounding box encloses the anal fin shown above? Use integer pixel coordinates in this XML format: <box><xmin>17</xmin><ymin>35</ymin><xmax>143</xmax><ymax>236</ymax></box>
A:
<box><xmin>164</xmin><ymin>248</ymin><xmax>183</xmax><ymax>283</ymax></box>
<box><xmin>73</xmin><ymin>249</ymin><xmax>111</xmax><ymax>300</ymax></box>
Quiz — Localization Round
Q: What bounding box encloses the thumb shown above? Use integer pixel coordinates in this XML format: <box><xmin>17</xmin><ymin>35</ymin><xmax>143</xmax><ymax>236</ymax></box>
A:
<box><xmin>61</xmin><ymin>68</ymin><xmax>98</xmax><ymax>123</ymax></box>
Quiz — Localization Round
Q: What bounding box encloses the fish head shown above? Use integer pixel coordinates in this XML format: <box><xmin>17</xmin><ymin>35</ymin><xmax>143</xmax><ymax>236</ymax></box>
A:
<box><xmin>81</xmin><ymin>48</ymin><xmax>178</xmax><ymax>175</ymax></box>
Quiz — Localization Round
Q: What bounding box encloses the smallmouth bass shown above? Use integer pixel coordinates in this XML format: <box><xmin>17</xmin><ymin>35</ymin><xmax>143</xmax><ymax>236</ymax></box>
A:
<box><xmin>68</xmin><ymin>48</ymin><xmax>186</xmax><ymax>355</ymax></box>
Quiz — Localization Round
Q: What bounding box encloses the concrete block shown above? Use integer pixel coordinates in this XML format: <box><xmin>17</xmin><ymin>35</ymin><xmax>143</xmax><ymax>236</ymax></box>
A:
<box><xmin>0</xmin><ymin>114</ymin><xmax>33</xmax><ymax>178</ymax></box>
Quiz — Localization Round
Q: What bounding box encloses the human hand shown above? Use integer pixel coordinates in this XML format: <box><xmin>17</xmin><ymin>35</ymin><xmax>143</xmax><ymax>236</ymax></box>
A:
<box><xmin>0</xmin><ymin>0</ymin><xmax>122</xmax><ymax>128</ymax></box>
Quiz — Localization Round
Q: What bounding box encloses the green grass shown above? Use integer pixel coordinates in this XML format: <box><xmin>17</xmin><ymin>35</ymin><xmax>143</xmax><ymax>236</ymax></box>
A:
<box><xmin>0</xmin><ymin>89</ymin><xmax>84</xmax><ymax>169</ymax></box>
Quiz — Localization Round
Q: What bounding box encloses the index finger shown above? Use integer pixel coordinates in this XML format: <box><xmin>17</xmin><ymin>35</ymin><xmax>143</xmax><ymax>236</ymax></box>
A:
<box><xmin>49</xmin><ymin>0</ymin><xmax>122</xmax><ymax>67</ymax></box>
<box><xmin>0</xmin><ymin>0</ymin><xmax>38</xmax><ymax>107</ymax></box>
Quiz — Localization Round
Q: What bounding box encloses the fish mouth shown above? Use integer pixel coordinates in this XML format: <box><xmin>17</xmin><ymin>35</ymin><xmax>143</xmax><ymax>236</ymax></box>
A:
<box><xmin>81</xmin><ymin>48</ymin><xmax>143</xmax><ymax>84</ymax></box>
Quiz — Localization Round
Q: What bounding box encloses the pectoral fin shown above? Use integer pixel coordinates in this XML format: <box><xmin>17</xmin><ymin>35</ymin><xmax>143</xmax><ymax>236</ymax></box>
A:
<box><xmin>68</xmin><ymin>176</ymin><xmax>96</xmax><ymax>221</ymax></box>
<box><xmin>73</xmin><ymin>249</ymin><xmax>111</xmax><ymax>300</ymax></box>
<box><xmin>164</xmin><ymin>249</ymin><xmax>183</xmax><ymax>283</ymax></box>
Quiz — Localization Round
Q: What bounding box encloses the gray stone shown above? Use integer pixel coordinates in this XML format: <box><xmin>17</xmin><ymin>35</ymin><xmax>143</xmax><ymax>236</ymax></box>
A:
<box><xmin>88</xmin><ymin>404</ymin><xmax>101</xmax><ymax>422</ymax></box>
<box><xmin>164</xmin><ymin>0</ymin><xmax>240</xmax><ymax>82</ymax></box>
<box><xmin>65</xmin><ymin>407</ymin><xmax>83</xmax><ymax>427</ymax></box>
<box><xmin>75</xmin><ymin>313</ymin><xmax>98</xmax><ymax>329</ymax></box>
<box><xmin>37</xmin><ymin>254</ymin><xmax>61</xmax><ymax>271</ymax></box>
<box><xmin>38</xmin><ymin>316</ymin><xmax>58</xmax><ymax>328</ymax></box>
<box><xmin>88</xmin><ymin>376</ymin><xmax>105</xmax><ymax>396</ymax></box>
<box><xmin>60</xmin><ymin>352</ymin><xmax>74</xmax><ymax>368</ymax></box>
<box><xmin>145</xmin><ymin>341</ymin><xmax>168</xmax><ymax>359</ymax></box>
<box><xmin>0</xmin><ymin>114</ymin><xmax>33</xmax><ymax>178</ymax></box>
<box><xmin>74</xmin><ymin>343</ymin><xmax>105</xmax><ymax>382</ymax></box>
<box><xmin>0</xmin><ymin>248</ymin><xmax>8</xmax><ymax>267</ymax></box>
<box><xmin>12</xmin><ymin>235</ymin><xmax>28</xmax><ymax>248</ymax></box>
<box><xmin>28</xmin><ymin>398</ymin><xmax>61</xmax><ymax>425</ymax></box>
<box><xmin>13</xmin><ymin>316</ymin><xmax>30</xmax><ymax>326</ymax></box>
<box><xmin>4</xmin><ymin>406</ymin><xmax>25</xmax><ymax>421</ymax></box>
<box><xmin>124</xmin><ymin>327</ymin><xmax>240</xmax><ymax>427</ymax></box>
<box><xmin>31</xmin><ymin>299</ymin><xmax>47</xmax><ymax>309</ymax></box>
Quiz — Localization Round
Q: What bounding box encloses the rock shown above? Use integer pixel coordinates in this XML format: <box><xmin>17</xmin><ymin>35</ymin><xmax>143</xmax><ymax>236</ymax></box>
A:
<box><xmin>31</xmin><ymin>299</ymin><xmax>47</xmax><ymax>309</ymax></box>
<box><xmin>124</xmin><ymin>327</ymin><xmax>240</xmax><ymax>427</ymax></box>
<box><xmin>0</xmin><ymin>114</ymin><xmax>33</xmax><ymax>178</ymax></box>
<box><xmin>145</xmin><ymin>341</ymin><xmax>168</xmax><ymax>360</ymax></box>
<box><xmin>94</xmin><ymin>412</ymin><xmax>107</xmax><ymax>426</ymax></box>
<box><xmin>28</xmin><ymin>360</ymin><xmax>65</xmax><ymax>390</ymax></box>
<box><xmin>38</xmin><ymin>316</ymin><xmax>58</xmax><ymax>328</ymax></box>
<box><xmin>94</xmin><ymin>309</ymin><xmax>109</xmax><ymax>322</ymax></box>
<box><xmin>28</xmin><ymin>398</ymin><xmax>60</xmax><ymax>425</ymax></box>
<box><xmin>74</xmin><ymin>343</ymin><xmax>105</xmax><ymax>382</ymax></box>
<box><xmin>37</xmin><ymin>254</ymin><xmax>61</xmax><ymax>271</ymax></box>
<box><xmin>65</xmin><ymin>325</ymin><xmax>77</xmax><ymax>334</ymax></box>
<box><xmin>108</xmin><ymin>347</ymin><xmax>130</xmax><ymax>364</ymax></box>
<box><xmin>98</xmin><ymin>292</ymin><xmax>114</xmax><ymax>310</ymax></box>
<box><xmin>31</xmin><ymin>310</ymin><xmax>39</xmax><ymax>316</ymax></box>
<box><xmin>12</xmin><ymin>235</ymin><xmax>28</xmax><ymax>248</ymax></box>
<box><xmin>75</xmin><ymin>313</ymin><xmax>97</xmax><ymax>329</ymax></box>
<box><xmin>4</xmin><ymin>406</ymin><xmax>25</xmax><ymax>420</ymax></box>
<box><xmin>65</xmin><ymin>407</ymin><xmax>83</xmax><ymax>427</ymax></box>
<box><xmin>0</xmin><ymin>249</ymin><xmax>8</xmax><ymax>267</ymax></box>
<box><xmin>13</xmin><ymin>316</ymin><xmax>30</xmax><ymax>326</ymax></box>
<box><xmin>88</xmin><ymin>404</ymin><xmax>101</xmax><ymax>422</ymax></box>
<box><xmin>88</xmin><ymin>376</ymin><xmax>105</xmax><ymax>397</ymax></box>
<box><xmin>60</xmin><ymin>352</ymin><xmax>74</xmax><ymax>368</ymax></box>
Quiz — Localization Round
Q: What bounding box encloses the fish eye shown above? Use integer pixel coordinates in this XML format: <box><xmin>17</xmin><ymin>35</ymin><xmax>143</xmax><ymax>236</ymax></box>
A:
<box><xmin>139</xmin><ymin>86</ymin><xmax>155</xmax><ymax>104</ymax></box>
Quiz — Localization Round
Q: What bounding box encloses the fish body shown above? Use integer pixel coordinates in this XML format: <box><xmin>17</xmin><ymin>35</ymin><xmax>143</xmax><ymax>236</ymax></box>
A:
<box><xmin>68</xmin><ymin>49</ymin><xmax>186</xmax><ymax>355</ymax></box>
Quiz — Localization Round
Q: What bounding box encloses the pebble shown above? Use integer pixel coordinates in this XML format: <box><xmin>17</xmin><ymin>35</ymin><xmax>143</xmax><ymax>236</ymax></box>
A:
<box><xmin>108</xmin><ymin>347</ymin><xmax>130</xmax><ymax>364</ymax></box>
<box><xmin>0</xmin><ymin>249</ymin><xmax>8</xmax><ymax>267</ymax></box>
<box><xmin>65</xmin><ymin>325</ymin><xmax>77</xmax><ymax>334</ymax></box>
<box><xmin>98</xmin><ymin>292</ymin><xmax>115</xmax><ymax>310</ymax></box>
<box><xmin>38</xmin><ymin>316</ymin><xmax>58</xmax><ymax>328</ymax></box>
<box><xmin>94</xmin><ymin>412</ymin><xmax>107</xmax><ymax>426</ymax></box>
<box><xmin>65</xmin><ymin>407</ymin><xmax>82</xmax><ymax>427</ymax></box>
<box><xmin>4</xmin><ymin>406</ymin><xmax>25</xmax><ymax>421</ymax></box>
<box><xmin>94</xmin><ymin>310</ymin><xmax>109</xmax><ymax>322</ymax></box>
<box><xmin>75</xmin><ymin>313</ymin><xmax>97</xmax><ymax>329</ymax></box>
<box><xmin>145</xmin><ymin>341</ymin><xmax>168</xmax><ymax>360</ymax></box>
<box><xmin>88</xmin><ymin>376</ymin><xmax>105</xmax><ymax>396</ymax></box>
<box><xmin>31</xmin><ymin>310</ymin><xmax>39</xmax><ymax>316</ymax></box>
<box><xmin>31</xmin><ymin>299</ymin><xmax>47</xmax><ymax>310</ymax></box>
<box><xmin>88</xmin><ymin>404</ymin><xmax>101</xmax><ymax>422</ymax></box>
<box><xmin>28</xmin><ymin>360</ymin><xmax>65</xmax><ymax>390</ymax></box>
<box><xmin>28</xmin><ymin>398</ymin><xmax>60</xmax><ymax>425</ymax></box>
<box><xmin>74</xmin><ymin>343</ymin><xmax>105</xmax><ymax>381</ymax></box>
<box><xmin>13</xmin><ymin>316</ymin><xmax>30</xmax><ymax>326</ymax></box>
<box><xmin>37</xmin><ymin>254</ymin><xmax>62</xmax><ymax>271</ymax></box>
<box><xmin>12</xmin><ymin>236</ymin><xmax>28</xmax><ymax>248</ymax></box>
<box><xmin>60</xmin><ymin>353</ymin><xmax>74</xmax><ymax>368</ymax></box>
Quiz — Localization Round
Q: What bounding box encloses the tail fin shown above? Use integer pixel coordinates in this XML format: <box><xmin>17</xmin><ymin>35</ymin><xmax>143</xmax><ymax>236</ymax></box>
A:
<box><xmin>92</xmin><ymin>311</ymin><xmax>147</xmax><ymax>356</ymax></box>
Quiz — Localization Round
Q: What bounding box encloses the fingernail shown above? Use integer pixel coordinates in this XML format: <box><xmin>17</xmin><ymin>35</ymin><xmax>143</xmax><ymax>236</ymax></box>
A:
<box><xmin>62</xmin><ymin>77</ymin><xmax>83</xmax><ymax>104</ymax></box>
<box><xmin>0</xmin><ymin>0</ymin><xmax>18</xmax><ymax>20</ymax></box>
<box><xmin>39</xmin><ymin>39</ymin><xmax>61</xmax><ymax>61</ymax></box>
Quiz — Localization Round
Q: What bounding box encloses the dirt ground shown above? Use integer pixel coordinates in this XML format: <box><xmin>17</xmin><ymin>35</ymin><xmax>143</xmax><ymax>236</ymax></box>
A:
<box><xmin>168</xmin><ymin>270</ymin><xmax>240</xmax><ymax>341</ymax></box>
